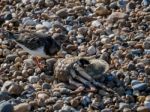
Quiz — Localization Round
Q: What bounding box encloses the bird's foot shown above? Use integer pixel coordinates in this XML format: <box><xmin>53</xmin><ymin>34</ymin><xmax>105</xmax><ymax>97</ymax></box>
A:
<box><xmin>32</xmin><ymin>57</ymin><xmax>46</xmax><ymax>69</ymax></box>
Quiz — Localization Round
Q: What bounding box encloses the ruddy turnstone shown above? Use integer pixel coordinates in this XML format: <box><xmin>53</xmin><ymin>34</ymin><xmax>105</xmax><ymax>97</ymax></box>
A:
<box><xmin>1</xmin><ymin>30</ymin><xmax>61</xmax><ymax>68</ymax></box>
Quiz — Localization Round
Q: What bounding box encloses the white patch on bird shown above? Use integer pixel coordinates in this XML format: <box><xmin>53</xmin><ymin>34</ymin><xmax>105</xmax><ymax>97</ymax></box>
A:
<box><xmin>17</xmin><ymin>43</ymin><xmax>49</xmax><ymax>58</ymax></box>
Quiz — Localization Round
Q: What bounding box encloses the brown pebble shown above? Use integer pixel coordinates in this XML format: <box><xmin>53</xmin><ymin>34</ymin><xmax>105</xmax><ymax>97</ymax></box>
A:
<box><xmin>14</xmin><ymin>103</ymin><xmax>31</xmax><ymax>112</ymax></box>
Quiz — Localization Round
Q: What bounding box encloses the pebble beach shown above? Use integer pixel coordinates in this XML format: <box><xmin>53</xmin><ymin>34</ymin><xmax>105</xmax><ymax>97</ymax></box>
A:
<box><xmin>0</xmin><ymin>0</ymin><xmax>150</xmax><ymax>112</ymax></box>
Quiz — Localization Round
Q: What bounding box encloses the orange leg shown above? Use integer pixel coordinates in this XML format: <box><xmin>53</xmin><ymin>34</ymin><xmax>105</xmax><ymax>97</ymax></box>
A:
<box><xmin>32</xmin><ymin>57</ymin><xmax>46</xmax><ymax>69</ymax></box>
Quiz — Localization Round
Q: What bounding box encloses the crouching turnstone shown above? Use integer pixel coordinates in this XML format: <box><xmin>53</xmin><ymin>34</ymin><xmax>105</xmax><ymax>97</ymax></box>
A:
<box><xmin>1</xmin><ymin>29</ymin><xmax>62</xmax><ymax>68</ymax></box>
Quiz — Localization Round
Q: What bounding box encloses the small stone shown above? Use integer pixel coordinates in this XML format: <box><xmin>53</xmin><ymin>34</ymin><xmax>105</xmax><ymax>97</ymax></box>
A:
<box><xmin>56</xmin><ymin>8</ymin><xmax>68</xmax><ymax>18</ymax></box>
<box><xmin>6</xmin><ymin>54</ymin><xmax>17</xmax><ymax>62</ymax></box>
<box><xmin>87</xmin><ymin>46</ymin><xmax>96</xmax><ymax>55</ymax></box>
<box><xmin>36</xmin><ymin>24</ymin><xmax>46</xmax><ymax>30</ymax></box>
<box><xmin>91</xmin><ymin>20</ymin><xmax>101</xmax><ymax>28</ymax></box>
<box><xmin>1</xmin><ymin>81</ymin><xmax>13</xmax><ymax>92</ymax></box>
<box><xmin>138</xmin><ymin>96</ymin><xmax>146</xmax><ymax>103</ymax></box>
<box><xmin>37</xmin><ymin>92</ymin><xmax>49</xmax><ymax>100</ymax></box>
<box><xmin>22</xmin><ymin>0</ymin><xmax>30</xmax><ymax>4</ymax></box>
<box><xmin>107</xmin><ymin>12</ymin><xmax>127</xmax><ymax>22</ymax></box>
<box><xmin>119</xmin><ymin>103</ymin><xmax>130</xmax><ymax>110</ymax></box>
<box><xmin>2</xmin><ymin>49</ymin><xmax>10</xmax><ymax>57</ymax></box>
<box><xmin>0</xmin><ymin>49</ymin><xmax>2</xmax><ymax>56</ymax></box>
<box><xmin>7</xmin><ymin>83</ymin><xmax>23</xmax><ymax>95</ymax></box>
<box><xmin>70</xmin><ymin>98</ymin><xmax>80</xmax><ymax>107</ymax></box>
<box><xmin>0</xmin><ymin>92</ymin><xmax>11</xmax><ymax>102</ymax></box>
<box><xmin>0</xmin><ymin>101</ymin><xmax>13</xmax><ymax>112</ymax></box>
<box><xmin>53</xmin><ymin>101</ymin><xmax>63</xmax><ymax>110</ymax></box>
<box><xmin>23</xmin><ymin>59</ymin><xmax>35</xmax><ymax>69</ymax></box>
<box><xmin>143</xmin><ymin>41</ymin><xmax>150</xmax><ymax>49</ymax></box>
<box><xmin>101</xmin><ymin>38</ymin><xmax>110</xmax><ymax>44</ymax></box>
<box><xmin>81</xmin><ymin>96</ymin><xmax>91</xmax><ymax>107</ymax></box>
<box><xmin>137</xmin><ymin>106</ymin><xmax>149</xmax><ymax>112</ymax></box>
<box><xmin>123</xmin><ymin>108</ymin><xmax>131</xmax><ymax>112</ymax></box>
<box><xmin>42</xmin><ymin>83</ymin><xmax>51</xmax><ymax>90</ymax></box>
<box><xmin>42</xmin><ymin>21</ymin><xmax>51</xmax><ymax>29</ymax></box>
<box><xmin>22</xmin><ymin>17</ymin><xmax>36</xmax><ymax>26</ymax></box>
<box><xmin>101</xmin><ymin>108</ymin><xmax>112</xmax><ymax>112</ymax></box>
<box><xmin>28</xmin><ymin>76</ymin><xmax>39</xmax><ymax>84</ymax></box>
<box><xmin>95</xmin><ymin>6</ymin><xmax>111</xmax><ymax>16</ymax></box>
<box><xmin>4</xmin><ymin>12</ymin><xmax>12</xmax><ymax>20</ymax></box>
<box><xmin>61</xmin><ymin>104</ymin><xmax>77</xmax><ymax>112</ymax></box>
<box><xmin>14</xmin><ymin>103</ymin><xmax>31</xmax><ymax>112</ymax></box>
<box><xmin>131</xmin><ymin>80</ymin><xmax>147</xmax><ymax>91</ymax></box>
<box><xmin>144</xmin><ymin>96</ymin><xmax>150</xmax><ymax>109</ymax></box>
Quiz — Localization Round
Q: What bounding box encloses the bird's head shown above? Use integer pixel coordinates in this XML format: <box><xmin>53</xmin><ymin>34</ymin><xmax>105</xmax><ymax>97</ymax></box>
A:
<box><xmin>76</xmin><ymin>58</ymin><xmax>90</xmax><ymax>68</ymax></box>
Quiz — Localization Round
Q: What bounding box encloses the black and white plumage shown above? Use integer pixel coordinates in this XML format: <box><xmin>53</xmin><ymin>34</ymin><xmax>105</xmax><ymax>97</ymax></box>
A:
<box><xmin>2</xmin><ymin>30</ymin><xmax>61</xmax><ymax>58</ymax></box>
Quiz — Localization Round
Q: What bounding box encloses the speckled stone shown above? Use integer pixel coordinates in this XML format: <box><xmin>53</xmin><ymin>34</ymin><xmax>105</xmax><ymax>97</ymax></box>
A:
<box><xmin>0</xmin><ymin>101</ymin><xmax>13</xmax><ymax>112</ymax></box>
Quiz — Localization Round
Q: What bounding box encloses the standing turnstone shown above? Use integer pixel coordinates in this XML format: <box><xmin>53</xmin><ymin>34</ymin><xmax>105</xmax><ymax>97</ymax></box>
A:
<box><xmin>1</xmin><ymin>30</ymin><xmax>61</xmax><ymax>68</ymax></box>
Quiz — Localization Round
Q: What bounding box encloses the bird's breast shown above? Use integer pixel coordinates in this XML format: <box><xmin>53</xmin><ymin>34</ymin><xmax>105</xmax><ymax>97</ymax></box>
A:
<box><xmin>17</xmin><ymin>43</ymin><xmax>49</xmax><ymax>58</ymax></box>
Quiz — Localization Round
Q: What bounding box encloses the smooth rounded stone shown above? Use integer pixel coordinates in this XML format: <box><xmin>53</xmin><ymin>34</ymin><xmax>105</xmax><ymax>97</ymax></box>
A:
<box><xmin>22</xmin><ymin>17</ymin><xmax>36</xmax><ymax>26</ymax></box>
<box><xmin>144</xmin><ymin>50</ymin><xmax>150</xmax><ymax>55</ymax></box>
<box><xmin>123</xmin><ymin>108</ymin><xmax>131</xmax><ymax>112</ymax></box>
<box><xmin>59</xmin><ymin>88</ymin><xmax>71</xmax><ymax>94</ymax></box>
<box><xmin>35</xmin><ymin>24</ymin><xmax>46</xmax><ymax>30</ymax></box>
<box><xmin>46</xmin><ymin>58</ymin><xmax>56</xmax><ymax>65</ymax></box>
<box><xmin>127</xmin><ymin>62</ymin><xmax>136</xmax><ymax>70</ymax></box>
<box><xmin>22</xmin><ymin>0</ymin><xmax>30</xmax><ymax>4</ymax></box>
<box><xmin>131</xmin><ymin>80</ymin><xmax>147</xmax><ymax>91</ymax></box>
<box><xmin>0</xmin><ymin>101</ymin><xmax>13</xmax><ymax>112</ymax></box>
<box><xmin>56</xmin><ymin>8</ymin><xmax>68</xmax><ymax>18</ymax></box>
<box><xmin>37</xmin><ymin>92</ymin><xmax>49</xmax><ymax>100</ymax></box>
<box><xmin>87</xmin><ymin>46</ymin><xmax>96</xmax><ymax>55</ymax></box>
<box><xmin>0</xmin><ymin>49</ymin><xmax>2</xmax><ymax>56</ymax></box>
<box><xmin>143</xmin><ymin>41</ymin><xmax>150</xmax><ymax>49</ymax></box>
<box><xmin>2</xmin><ymin>49</ymin><xmax>10</xmax><ymax>57</ymax></box>
<box><xmin>42</xmin><ymin>83</ymin><xmax>51</xmax><ymax>90</ymax></box>
<box><xmin>101</xmin><ymin>38</ymin><xmax>110</xmax><ymax>44</ymax></box>
<box><xmin>28</xmin><ymin>76</ymin><xmax>39</xmax><ymax>84</ymax></box>
<box><xmin>91</xmin><ymin>20</ymin><xmax>101</xmax><ymax>28</ymax></box>
<box><xmin>18</xmin><ymin>51</ymin><xmax>28</xmax><ymax>56</ymax></box>
<box><xmin>85</xmin><ymin>0</ymin><xmax>95</xmax><ymax>5</ymax></box>
<box><xmin>1</xmin><ymin>81</ymin><xmax>14</xmax><ymax>92</ymax></box>
<box><xmin>45</xmin><ymin>97</ymin><xmax>58</xmax><ymax>104</ymax></box>
<box><xmin>66</xmin><ymin>44</ymin><xmax>77</xmax><ymax>51</ymax></box>
<box><xmin>4</xmin><ymin>12</ymin><xmax>12</xmax><ymax>20</ymax></box>
<box><xmin>53</xmin><ymin>91</ymin><xmax>61</xmax><ymax>97</ymax></box>
<box><xmin>0</xmin><ymin>92</ymin><xmax>11</xmax><ymax>101</ymax></box>
<box><xmin>98</xmin><ymin>90</ymin><xmax>110</xmax><ymax>96</ymax></box>
<box><xmin>81</xmin><ymin>96</ymin><xmax>91</xmax><ymax>107</ymax></box>
<box><xmin>53</xmin><ymin>100</ymin><xmax>64</xmax><ymax>110</ymax></box>
<box><xmin>109</xmin><ymin>2</ymin><xmax>118</xmax><ymax>9</ymax></box>
<box><xmin>143</xmin><ymin>0</ymin><xmax>150</xmax><ymax>6</ymax></box>
<box><xmin>70</xmin><ymin>98</ymin><xmax>80</xmax><ymax>107</ymax></box>
<box><xmin>60</xmin><ymin>104</ymin><xmax>77</xmax><ymax>112</ymax></box>
<box><xmin>95</xmin><ymin>6</ymin><xmax>111</xmax><ymax>16</ymax></box>
<box><xmin>144</xmin><ymin>96</ymin><xmax>150</xmax><ymax>109</ymax></box>
<box><xmin>45</xmin><ymin>0</ymin><xmax>55</xmax><ymax>6</ymax></box>
<box><xmin>78</xmin><ymin>27</ymin><xmax>88</xmax><ymax>35</ymax></box>
<box><xmin>14</xmin><ymin>103</ymin><xmax>31</xmax><ymax>112</ymax></box>
<box><xmin>23</xmin><ymin>59</ymin><xmax>35</xmax><ymax>68</ymax></box>
<box><xmin>6</xmin><ymin>54</ymin><xmax>17</xmax><ymax>62</ymax></box>
<box><xmin>145</xmin><ymin>66</ymin><xmax>150</xmax><ymax>75</ymax></box>
<box><xmin>107</xmin><ymin>12</ymin><xmax>127</xmax><ymax>22</ymax></box>
<box><xmin>137</xmin><ymin>106</ymin><xmax>149</xmax><ymax>112</ymax></box>
<box><xmin>119</xmin><ymin>103</ymin><xmax>130</xmax><ymax>110</ymax></box>
<box><xmin>7</xmin><ymin>83</ymin><xmax>23</xmax><ymax>95</ymax></box>
<box><xmin>101</xmin><ymin>108</ymin><xmax>112</xmax><ymax>112</ymax></box>
<box><xmin>42</xmin><ymin>21</ymin><xmax>51</xmax><ymax>29</ymax></box>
